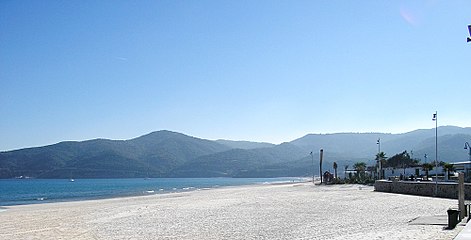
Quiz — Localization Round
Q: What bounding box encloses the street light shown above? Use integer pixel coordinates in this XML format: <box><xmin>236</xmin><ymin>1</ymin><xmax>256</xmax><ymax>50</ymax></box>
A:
<box><xmin>310</xmin><ymin>151</ymin><xmax>314</xmax><ymax>184</ymax></box>
<box><xmin>319</xmin><ymin>149</ymin><xmax>324</xmax><ymax>184</ymax></box>
<box><xmin>465</xmin><ymin>142</ymin><xmax>471</xmax><ymax>161</ymax></box>
<box><xmin>377</xmin><ymin>138</ymin><xmax>381</xmax><ymax>179</ymax></box>
<box><xmin>432</xmin><ymin>111</ymin><xmax>438</xmax><ymax>195</ymax></box>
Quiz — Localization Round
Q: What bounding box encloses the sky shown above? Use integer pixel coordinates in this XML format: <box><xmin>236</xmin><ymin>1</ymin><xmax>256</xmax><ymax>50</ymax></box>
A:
<box><xmin>1</xmin><ymin>0</ymin><xmax>470</xmax><ymax>151</ymax></box>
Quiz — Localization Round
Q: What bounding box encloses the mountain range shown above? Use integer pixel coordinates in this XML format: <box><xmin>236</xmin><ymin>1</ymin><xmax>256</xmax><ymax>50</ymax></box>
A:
<box><xmin>1</xmin><ymin>126</ymin><xmax>470</xmax><ymax>179</ymax></box>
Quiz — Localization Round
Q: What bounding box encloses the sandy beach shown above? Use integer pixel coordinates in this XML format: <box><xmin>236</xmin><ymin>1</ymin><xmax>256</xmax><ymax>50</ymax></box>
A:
<box><xmin>0</xmin><ymin>182</ymin><xmax>464</xmax><ymax>240</ymax></box>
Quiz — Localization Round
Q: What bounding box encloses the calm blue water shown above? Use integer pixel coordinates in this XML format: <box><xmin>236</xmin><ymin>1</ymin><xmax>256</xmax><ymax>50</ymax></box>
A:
<box><xmin>0</xmin><ymin>178</ymin><xmax>302</xmax><ymax>206</ymax></box>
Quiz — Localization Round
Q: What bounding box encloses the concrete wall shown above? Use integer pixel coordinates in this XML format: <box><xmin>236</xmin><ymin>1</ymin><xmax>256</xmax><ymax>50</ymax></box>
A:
<box><xmin>374</xmin><ymin>180</ymin><xmax>471</xmax><ymax>200</ymax></box>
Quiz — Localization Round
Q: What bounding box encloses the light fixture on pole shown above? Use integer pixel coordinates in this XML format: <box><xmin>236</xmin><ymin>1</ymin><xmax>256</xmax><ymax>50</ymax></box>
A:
<box><xmin>377</xmin><ymin>138</ymin><xmax>381</xmax><ymax>179</ymax></box>
<box><xmin>319</xmin><ymin>149</ymin><xmax>324</xmax><ymax>184</ymax></box>
<box><xmin>465</xmin><ymin>142</ymin><xmax>471</xmax><ymax>161</ymax></box>
<box><xmin>432</xmin><ymin>111</ymin><xmax>438</xmax><ymax>196</ymax></box>
<box><xmin>310</xmin><ymin>151</ymin><xmax>314</xmax><ymax>184</ymax></box>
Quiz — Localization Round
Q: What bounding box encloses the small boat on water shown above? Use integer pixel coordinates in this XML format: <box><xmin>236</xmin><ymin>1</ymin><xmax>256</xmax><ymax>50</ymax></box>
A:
<box><xmin>69</xmin><ymin>170</ymin><xmax>75</xmax><ymax>182</ymax></box>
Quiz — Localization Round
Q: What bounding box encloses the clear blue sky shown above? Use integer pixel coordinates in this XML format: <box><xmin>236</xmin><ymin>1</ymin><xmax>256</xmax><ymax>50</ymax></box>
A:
<box><xmin>1</xmin><ymin>0</ymin><xmax>470</xmax><ymax>151</ymax></box>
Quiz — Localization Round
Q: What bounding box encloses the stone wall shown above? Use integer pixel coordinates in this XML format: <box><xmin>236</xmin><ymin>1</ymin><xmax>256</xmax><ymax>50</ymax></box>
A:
<box><xmin>374</xmin><ymin>180</ymin><xmax>471</xmax><ymax>200</ymax></box>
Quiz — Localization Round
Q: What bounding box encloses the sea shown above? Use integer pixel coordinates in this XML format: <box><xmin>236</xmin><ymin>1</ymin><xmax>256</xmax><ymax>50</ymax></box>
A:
<box><xmin>0</xmin><ymin>177</ymin><xmax>303</xmax><ymax>207</ymax></box>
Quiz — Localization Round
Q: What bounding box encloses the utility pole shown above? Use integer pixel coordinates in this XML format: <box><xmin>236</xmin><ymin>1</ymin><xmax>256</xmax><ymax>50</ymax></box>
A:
<box><xmin>435</xmin><ymin>112</ymin><xmax>438</xmax><ymax>195</ymax></box>
<box><xmin>310</xmin><ymin>151</ymin><xmax>314</xmax><ymax>184</ymax></box>
<box><xmin>377</xmin><ymin>138</ymin><xmax>381</xmax><ymax>179</ymax></box>
<box><xmin>319</xmin><ymin>149</ymin><xmax>324</xmax><ymax>184</ymax></box>
<box><xmin>465</xmin><ymin>142</ymin><xmax>471</xmax><ymax>161</ymax></box>
<box><xmin>459</xmin><ymin>172</ymin><xmax>465</xmax><ymax>220</ymax></box>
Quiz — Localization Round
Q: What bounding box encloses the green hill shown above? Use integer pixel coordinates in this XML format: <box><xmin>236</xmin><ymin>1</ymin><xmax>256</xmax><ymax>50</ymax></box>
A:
<box><xmin>0</xmin><ymin>127</ymin><xmax>470</xmax><ymax>179</ymax></box>
<box><xmin>0</xmin><ymin>130</ymin><xmax>229</xmax><ymax>178</ymax></box>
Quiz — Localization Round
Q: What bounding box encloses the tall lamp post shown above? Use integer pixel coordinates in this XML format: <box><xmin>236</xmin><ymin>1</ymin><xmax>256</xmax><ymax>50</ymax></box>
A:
<box><xmin>319</xmin><ymin>149</ymin><xmax>324</xmax><ymax>184</ymax></box>
<box><xmin>432</xmin><ymin>111</ymin><xmax>438</xmax><ymax>195</ymax></box>
<box><xmin>310</xmin><ymin>151</ymin><xmax>314</xmax><ymax>184</ymax></box>
<box><xmin>465</xmin><ymin>142</ymin><xmax>471</xmax><ymax>180</ymax></box>
<box><xmin>465</xmin><ymin>142</ymin><xmax>471</xmax><ymax>161</ymax></box>
<box><xmin>377</xmin><ymin>138</ymin><xmax>381</xmax><ymax>179</ymax></box>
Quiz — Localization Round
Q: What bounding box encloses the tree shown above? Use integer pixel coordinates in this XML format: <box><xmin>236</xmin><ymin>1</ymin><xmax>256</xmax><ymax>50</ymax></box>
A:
<box><xmin>385</xmin><ymin>150</ymin><xmax>420</xmax><ymax>168</ymax></box>
<box><xmin>375</xmin><ymin>152</ymin><xmax>387</xmax><ymax>179</ymax></box>
<box><xmin>366</xmin><ymin>166</ymin><xmax>376</xmax><ymax>176</ymax></box>
<box><xmin>344</xmin><ymin>165</ymin><xmax>349</xmax><ymax>179</ymax></box>
<box><xmin>353</xmin><ymin>162</ymin><xmax>366</xmax><ymax>174</ymax></box>
<box><xmin>352</xmin><ymin>162</ymin><xmax>368</xmax><ymax>183</ymax></box>
<box><xmin>375</xmin><ymin>152</ymin><xmax>387</xmax><ymax>164</ymax></box>
<box><xmin>333</xmin><ymin>162</ymin><xmax>338</xmax><ymax>179</ymax></box>
<box><xmin>442</xmin><ymin>163</ymin><xmax>455</xmax><ymax>180</ymax></box>
<box><xmin>422</xmin><ymin>163</ymin><xmax>434</xmax><ymax>180</ymax></box>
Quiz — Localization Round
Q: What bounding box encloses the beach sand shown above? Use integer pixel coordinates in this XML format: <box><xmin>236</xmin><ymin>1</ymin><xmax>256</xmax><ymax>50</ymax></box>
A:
<box><xmin>0</xmin><ymin>183</ymin><xmax>464</xmax><ymax>239</ymax></box>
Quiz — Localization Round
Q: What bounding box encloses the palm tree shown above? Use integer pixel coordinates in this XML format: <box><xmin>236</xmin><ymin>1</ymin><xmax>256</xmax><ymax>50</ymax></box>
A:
<box><xmin>344</xmin><ymin>165</ymin><xmax>349</xmax><ymax>179</ymax></box>
<box><xmin>442</xmin><ymin>163</ymin><xmax>455</xmax><ymax>180</ymax></box>
<box><xmin>422</xmin><ymin>163</ymin><xmax>434</xmax><ymax>180</ymax></box>
<box><xmin>366</xmin><ymin>166</ymin><xmax>376</xmax><ymax>176</ymax></box>
<box><xmin>353</xmin><ymin>162</ymin><xmax>367</xmax><ymax>182</ymax></box>
<box><xmin>353</xmin><ymin>162</ymin><xmax>366</xmax><ymax>174</ymax></box>
<box><xmin>375</xmin><ymin>152</ymin><xmax>387</xmax><ymax>179</ymax></box>
<box><xmin>375</xmin><ymin>152</ymin><xmax>387</xmax><ymax>160</ymax></box>
<box><xmin>333</xmin><ymin>162</ymin><xmax>338</xmax><ymax>179</ymax></box>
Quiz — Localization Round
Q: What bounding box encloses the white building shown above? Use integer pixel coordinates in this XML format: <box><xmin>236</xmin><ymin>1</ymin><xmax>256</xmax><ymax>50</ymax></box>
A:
<box><xmin>382</xmin><ymin>166</ymin><xmax>450</xmax><ymax>181</ymax></box>
<box><xmin>450</xmin><ymin>161</ymin><xmax>471</xmax><ymax>182</ymax></box>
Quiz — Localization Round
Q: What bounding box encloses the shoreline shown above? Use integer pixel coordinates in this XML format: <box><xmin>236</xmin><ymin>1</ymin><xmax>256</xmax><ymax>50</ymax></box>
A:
<box><xmin>0</xmin><ymin>177</ymin><xmax>306</xmax><ymax>207</ymax></box>
<box><xmin>1</xmin><ymin>180</ymin><xmax>307</xmax><ymax>210</ymax></box>
<box><xmin>0</xmin><ymin>182</ymin><xmax>464</xmax><ymax>239</ymax></box>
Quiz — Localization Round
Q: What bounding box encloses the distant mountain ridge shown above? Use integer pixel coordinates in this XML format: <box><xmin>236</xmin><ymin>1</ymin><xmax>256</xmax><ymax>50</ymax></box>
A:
<box><xmin>215</xmin><ymin>139</ymin><xmax>275</xmax><ymax>150</ymax></box>
<box><xmin>1</xmin><ymin>126</ymin><xmax>470</xmax><ymax>179</ymax></box>
<box><xmin>291</xmin><ymin>126</ymin><xmax>471</xmax><ymax>158</ymax></box>
<box><xmin>0</xmin><ymin>130</ymin><xmax>230</xmax><ymax>178</ymax></box>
